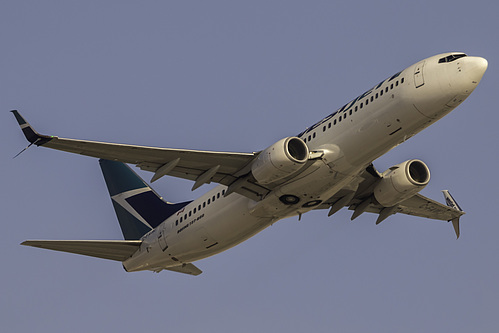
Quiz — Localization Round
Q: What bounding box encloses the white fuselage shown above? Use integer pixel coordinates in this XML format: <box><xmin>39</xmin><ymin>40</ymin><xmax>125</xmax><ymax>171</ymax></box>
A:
<box><xmin>123</xmin><ymin>53</ymin><xmax>487</xmax><ymax>272</ymax></box>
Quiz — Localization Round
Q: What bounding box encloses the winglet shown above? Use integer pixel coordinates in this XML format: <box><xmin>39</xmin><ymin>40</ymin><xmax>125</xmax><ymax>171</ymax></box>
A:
<box><xmin>442</xmin><ymin>190</ymin><xmax>463</xmax><ymax>239</ymax></box>
<box><xmin>11</xmin><ymin>110</ymin><xmax>53</xmax><ymax>145</ymax></box>
<box><xmin>451</xmin><ymin>218</ymin><xmax>460</xmax><ymax>240</ymax></box>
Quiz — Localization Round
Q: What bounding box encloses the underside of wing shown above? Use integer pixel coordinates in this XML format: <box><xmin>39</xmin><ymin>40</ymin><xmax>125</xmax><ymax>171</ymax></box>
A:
<box><xmin>394</xmin><ymin>193</ymin><xmax>464</xmax><ymax>221</ymax></box>
<box><xmin>340</xmin><ymin>193</ymin><xmax>464</xmax><ymax>222</ymax></box>
<box><xmin>318</xmin><ymin>164</ymin><xmax>464</xmax><ymax>237</ymax></box>
<box><xmin>21</xmin><ymin>240</ymin><xmax>142</xmax><ymax>261</ymax></box>
<box><xmin>11</xmin><ymin>110</ymin><xmax>269</xmax><ymax>201</ymax></box>
<box><xmin>44</xmin><ymin>136</ymin><xmax>253</xmax><ymax>177</ymax></box>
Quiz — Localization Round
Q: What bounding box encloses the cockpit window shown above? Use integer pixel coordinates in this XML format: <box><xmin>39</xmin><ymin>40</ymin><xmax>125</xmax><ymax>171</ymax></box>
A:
<box><xmin>438</xmin><ymin>53</ymin><xmax>467</xmax><ymax>63</ymax></box>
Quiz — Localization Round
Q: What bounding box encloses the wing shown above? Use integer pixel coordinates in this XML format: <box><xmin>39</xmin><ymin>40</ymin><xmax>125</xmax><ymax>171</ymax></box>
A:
<box><xmin>319</xmin><ymin>165</ymin><xmax>464</xmax><ymax>238</ymax></box>
<box><xmin>11</xmin><ymin>110</ymin><xmax>268</xmax><ymax>201</ymax></box>
<box><xmin>21</xmin><ymin>240</ymin><xmax>142</xmax><ymax>261</ymax></box>
<box><xmin>394</xmin><ymin>193</ymin><xmax>464</xmax><ymax>221</ymax></box>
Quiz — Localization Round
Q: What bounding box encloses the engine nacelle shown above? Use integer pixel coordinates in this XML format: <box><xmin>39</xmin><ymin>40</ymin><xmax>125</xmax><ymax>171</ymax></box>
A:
<box><xmin>373</xmin><ymin>159</ymin><xmax>430</xmax><ymax>207</ymax></box>
<box><xmin>251</xmin><ymin>137</ymin><xmax>309</xmax><ymax>184</ymax></box>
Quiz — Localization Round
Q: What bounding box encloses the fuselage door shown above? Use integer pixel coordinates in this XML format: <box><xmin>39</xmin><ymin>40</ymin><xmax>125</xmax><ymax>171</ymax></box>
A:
<box><xmin>414</xmin><ymin>61</ymin><xmax>425</xmax><ymax>88</ymax></box>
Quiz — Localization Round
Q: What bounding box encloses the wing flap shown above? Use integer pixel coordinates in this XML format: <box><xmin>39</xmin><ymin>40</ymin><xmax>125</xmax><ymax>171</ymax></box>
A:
<box><xmin>21</xmin><ymin>240</ymin><xmax>142</xmax><ymax>262</ymax></box>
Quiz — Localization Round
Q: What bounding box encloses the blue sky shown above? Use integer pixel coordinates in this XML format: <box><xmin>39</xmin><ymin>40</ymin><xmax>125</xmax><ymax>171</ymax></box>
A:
<box><xmin>1</xmin><ymin>1</ymin><xmax>498</xmax><ymax>332</ymax></box>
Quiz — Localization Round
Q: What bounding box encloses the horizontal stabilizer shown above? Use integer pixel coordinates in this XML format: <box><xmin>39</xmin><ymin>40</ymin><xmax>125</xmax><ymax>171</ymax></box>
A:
<box><xmin>21</xmin><ymin>240</ymin><xmax>142</xmax><ymax>262</ymax></box>
<box><xmin>164</xmin><ymin>263</ymin><xmax>203</xmax><ymax>276</ymax></box>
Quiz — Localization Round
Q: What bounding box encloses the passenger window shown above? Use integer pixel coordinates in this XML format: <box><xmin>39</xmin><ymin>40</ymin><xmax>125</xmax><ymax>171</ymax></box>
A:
<box><xmin>390</xmin><ymin>83</ymin><xmax>393</xmax><ymax>89</ymax></box>
<box><xmin>396</xmin><ymin>81</ymin><xmax>399</xmax><ymax>86</ymax></box>
<box><xmin>313</xmin><ymin>133</ymin><xmax>316</xmax><ymax>138</ymax></box>
<box><xmin>370</xmin><ymin>96</ymin><xmax>373</xmax><ymax>102</ymax></box>
<box><xmin>349</xmin><ymin>110</ymin><xmax>352</xmax><ymax>115</ymax></box>
<box><xmin>385</xmin><ymin>87</ymin><xmax>388</xmax><ymax>93</ymax></box>
<box><xmin>189</xmin><ymin>211</ymin><xmax>192</xmax><ymax>217</ymax></box>
<box><xmin>194</xmin><ymin>208</ymin><xmax>197</xmax><ymax>213</ymax></box>
<box><xmin>217</xmin><ymin>193</ymin><xmax>220</xmax><ymax>199</ymax></box>
<box><xmin>222</xmin><ymin>190</ymin><xmax>225</xmax><ymax>195</ymax></box>
<box><xmin>176</xmin><ymin>220</ymin><xmax>178</xmax><ymax>226</ymax></box>
<box><xmin>355</xmin><ymin>106</ymin><xmax>358</xmax><ymax>111</ymax></box>
<box><xmin>343</xmin><ymin>114</ymin><xmax>346</xmax><ymax>119</ymax></box>
<box><xmin>212</xmin><ymin>196</ymin><xmax>216</xmax><ymax>201</ymax></box>
<box><xmin>380</xmin><ymin>90</ymin><xmax>383</xmax><ymax>96</ymax></box>
<box><xmin>366</xmin><ymin>99</ymin><xmax>369</xmax><ymax>106</ymax></box>
<box><xmin>339</xmin><ymin>117</ymin><xmax>342</xmax><ymax>122</ymax></box>
<box><xmin>328</xmin><ymin>123</ymin><xmax>331</xmax><ymax>128</ymax></box>
<box><xmin>401</xmin><ymin>78</ymin><xmax>405</xmax><ymax>84</ymax></box>
<box><xmin>375</xmin><ymin>93</ymin><xmax>378</xmax><ymax>99</ymax></box>
<box><xmin>360</xmin><ymin>103</ymin><xmax>363</xmax><ymax>109</ymax></box>
<box><xmin>323</xmin><ymin>126</ymin><xmax>326</xmax><ymax>132</ymax></box>
<box><xmin>208</xmin><ymin>199</ymin><xmax>211</xmax><ymax>204</ymax></box>
<box><xmin>334</xmin><ymin>119</ymin><xmax>337</xmax><ymax>125</ymax></box>
<box><xmin>203</xmin><ymin>202</ymin><xmax>206</xmax><ymax>208</ymax></box>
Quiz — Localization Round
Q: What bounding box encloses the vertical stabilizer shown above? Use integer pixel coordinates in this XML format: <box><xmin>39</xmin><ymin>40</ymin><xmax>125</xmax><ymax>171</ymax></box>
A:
<box><xmin>99</xmin><ymin>159</ymin><xmax>191</xmax><ymax>240</ymax></box>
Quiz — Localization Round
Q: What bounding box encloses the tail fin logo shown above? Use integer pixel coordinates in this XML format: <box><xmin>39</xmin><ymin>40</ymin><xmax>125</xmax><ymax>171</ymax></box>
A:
<box><xmin>99</xmin><ymin>159</ymin><xmax>192</xmax><ymax>240</ymax></box>
<box><xmin>111</xmin><ymin>188</ymin><xmax>154</xmax><ymax>229</ymax></box>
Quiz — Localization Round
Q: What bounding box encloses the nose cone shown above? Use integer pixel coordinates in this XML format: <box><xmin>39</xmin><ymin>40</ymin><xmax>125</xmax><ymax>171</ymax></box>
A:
<box><xmin>467</xmin><ymin>56</ymin><xmax>488</xmax><ymax>84</ymax></box>
<box><xmin>447</xmin><ymin>56</ymin><xmax>488</xmax><ymax>96</ymax></box>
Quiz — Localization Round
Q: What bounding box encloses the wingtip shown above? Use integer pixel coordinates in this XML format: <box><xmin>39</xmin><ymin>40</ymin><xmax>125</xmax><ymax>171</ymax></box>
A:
<box><xmin>442</xmin><ymin>190</ymin><xmax>464</xmax><ymax>212</ymax></box>
<box><xmin>451</xmin><ymin>218</ymin><xmax>460</xmax><ymax>239</ymax></box>
<box><xmin>11</xmin><ymin>110</ymin><xmax>52</xmax><ymax>145</ymax></box>
<box><xmin>11</xmin><ymin>110</ymin><xmax>27</xmax><ymax>126</ymax></box>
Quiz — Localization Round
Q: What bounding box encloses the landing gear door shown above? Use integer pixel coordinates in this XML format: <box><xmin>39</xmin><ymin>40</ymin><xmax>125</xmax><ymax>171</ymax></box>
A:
<box><xmin>414</xmin><ymin>61</ymin><xmax>425</xmax><ymax>88</ymax></box>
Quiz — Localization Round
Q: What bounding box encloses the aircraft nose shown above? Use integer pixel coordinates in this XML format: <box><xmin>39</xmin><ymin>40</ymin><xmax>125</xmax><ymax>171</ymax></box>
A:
<box><xmin>466</xmin><ymin>56</ymin><xmax>488</xmax><ymax>84</ymax></box>
<box><xmin>447</xmin><ymin>56</ymin><xmax>488</xmax><ymax>96</ymax></box>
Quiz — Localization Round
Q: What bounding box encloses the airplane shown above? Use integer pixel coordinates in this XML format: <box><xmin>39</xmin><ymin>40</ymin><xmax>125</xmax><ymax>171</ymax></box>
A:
<box><xmin>12</xmin><ymin>52</ymin><xmax>487</xmax><ymax>276</ymax></box>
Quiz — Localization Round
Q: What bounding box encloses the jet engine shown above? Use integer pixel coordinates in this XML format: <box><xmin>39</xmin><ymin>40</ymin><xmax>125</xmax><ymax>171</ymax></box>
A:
<box><xmin>373</xmin><ymin>159</ymin><xmax>430</xmax><ymax>207</ymax></box>
<box><xmin>251</xmin><ymin>137</ymin><xmax>309</xmax><ymax>184</ymax></box>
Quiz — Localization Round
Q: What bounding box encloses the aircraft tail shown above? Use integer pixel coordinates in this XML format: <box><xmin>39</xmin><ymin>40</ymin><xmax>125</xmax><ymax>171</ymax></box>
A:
<box><xmin>99</xmin><ymin>159</ymin><xmax>191</xmax><ymax>240</ymax></box>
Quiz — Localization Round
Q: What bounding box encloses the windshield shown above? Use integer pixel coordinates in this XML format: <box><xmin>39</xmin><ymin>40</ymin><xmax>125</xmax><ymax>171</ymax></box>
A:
<box><xmin>438</xmin><ymin>53</ymin><xmax>467</xmax><ymax>63</ymax></box>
